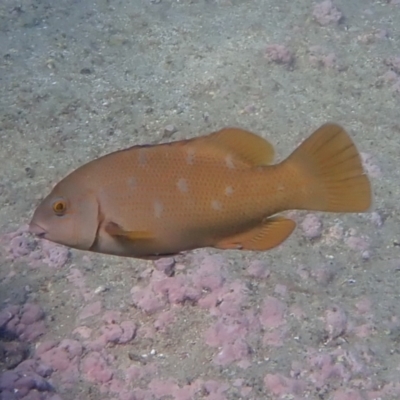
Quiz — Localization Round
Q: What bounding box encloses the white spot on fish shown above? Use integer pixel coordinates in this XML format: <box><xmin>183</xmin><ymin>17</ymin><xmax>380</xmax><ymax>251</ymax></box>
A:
<box><xmin>224</xmin><ymin>186</ymin><xmax>234</xmax><ymax>196</ymax></box>
<box><xmin>128</xmin><ymin>177</ymin><xmax>137</xmax><ymax>188</ymax></box>
<box><xmin>177</xmin><ymin>178</ymin><xmax>188</xmax><ymax>193</ymax></box>
<box><xmin>154</xmin><ymin>200</ymin><xmax>163</xmax><ymax>218</ymax></box>
<box><xmin>277</xmin><ymin>183</ymin><xmax>285</xmax><ymax>192</ymax></box>
<box><xmin>186</xmin><ymin>148</ymin><xmax>195</xmax><ymax>165</ymax></box>
<box><xmin>225</xmin><ymin>154</ymin><xmax>235</xmax><ymax>169</ymax></box>
<box><xmin>138</xmin><ymin>149</ymin><xmax>147</xmax><ymax>166</ymax></box>
<box><xmin>211</xmin><ymin>200</ymin><xmax>222</xmax><ymax>211</ymax></box>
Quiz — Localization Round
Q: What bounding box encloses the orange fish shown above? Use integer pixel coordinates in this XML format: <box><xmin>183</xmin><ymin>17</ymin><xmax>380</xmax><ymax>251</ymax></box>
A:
<box><xmin>29</xmin><ymin>123</ymin><xmax>372</xmax><ymax>259</ymax></box>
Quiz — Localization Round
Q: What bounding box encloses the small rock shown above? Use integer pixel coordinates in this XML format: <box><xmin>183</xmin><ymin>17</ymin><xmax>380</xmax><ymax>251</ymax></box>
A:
<box><xmin>80</xmin><ymin>68</ymin><xmax>92</xmax><ymax>75</ymax></box>
<box><xmin>164</xmin><ymin>125</ymin><xmax>178</xmax><ymax>137</ymax></box>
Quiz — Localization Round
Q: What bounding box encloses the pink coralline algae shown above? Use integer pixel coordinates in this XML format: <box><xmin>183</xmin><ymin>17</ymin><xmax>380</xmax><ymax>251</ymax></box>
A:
<box><xmin>33</xmin><ymin>309</ymin><xmax>137</xmax><ymax>386</ymax></box>
<box><xmin>360</xmin><ymin>152</ymin><xmax>382</xmax><ymax>178</ymax></box>
<box><xmin>204</xmin><ymin>313</ymin><xmax>256</xmax><ymax>367</ymax></box>
<box><xmin>381</xmin><ymin>58</ymin><xmax>400</xmax><ymax>92</ymax></box>
<box><xmin>66</xmin><ymin>267</ymin><xmax>95</xmax><ymax>302</ymax></box>
<box><xmin>246</xmin><ymin>260</ymin><xmax>270</xmax><ymax>279</ymax></box>
<box><xmin>131</xmin><ymin>254</ymin><xmax>229</xmax><ymax>315</ymax></box>
<box><xmin>131</xmin><ymin>254</ymin><xmax>293</xmax><ymax>369</ymax></box>
<box><xmin>0</xmin><ymin>303</ymin><xmax>46</xmax><ymax>342</ymax></box>
<box><xmin>1</xmin><ymin>250</ymin><xmax>399</xmax><ymax>400</ymax></box>
<box><xmin>78</xmin><ymin>301</ymin><xmax>102</xmax><ymax>320</ymax></box>
<box><xmin>260</xmin><ymin>340</ymin><xmax>400</xmax><ymax>398</ymax></box>
<box><xmin>146</xmin><ymin>378</ymin><xmax>229</xmax><ymax>400</ymax></box>
<box><xmin>259</xmin><ymin>297</ymin><xmax>286</xmax><ymax>329</ymax></box>
<box><xmin>300</xmin><ymin>213</ymin><xmax>323</xmax><ymax>239</ymax></box>
<box><xmin>35</xmin><ymin>340</ymin><xmax>82</xmax><ymax>385</ymax></box>
<box><xmin>312</xmin><ymin>0</ymin><xmax>343</xmax><ymax>26</ymax></box>
<box><xmin>345</xmin><ymin>235</ymin><xmax>370</xmax><ymax>253</ymax></box>
<box><xmin>264</xmin><ymin>373</ymin><xmax>306</xmax><ymax>396</ymax></box>
<box><xmin>261</xmin><ymin>344</ymin><xmax>380</xmax><ymax>397</ymax></box>
<box><xmin>81</xmin><ymin>351</ymin><xmax>114</xmax><ymax>384</ymax></box>
<box><xmin>131</xmin><ymin>255</ymin><xmax>261</xmax><ymax>369</ymax></box>
<box><xmin>264</xmin><ymin>44</ymin><xmax>294</xmax><ymax>66</ymax></box>
<box><xmin>85</xmin><ymin>318</ymin><xmax>137</xmax><ymax>351</ymax></box>
<box><xmin>260</xmin><ymin>296</ymin><xmax>287</xmax><ymax>347</ymax></box>
<box><xmin>0</xmin><ymin>304</ymin><xmax>63</xmax><ymax>399</ymax></box>
<box><xmin>307</xmin><ymin>351</ymin><xmax>351</xmax><ymax>388</ymax></box>
<box><xmin>308</xmin><ymin>46</ymin><xmax>338</xmax><ymax>69</ymax></box>
<box><xmin>325</xmin><ymin>305</ymin><xmax>348</xmax><ymax>341</ymax></box>
<box><xmin>0</xmin><ymin>225</ymin><xmax>69</xmax><ymax>268</ymax></box>
<box><xmin>0</xmin><ymin>363</ymin><xmax>61</xmax><ymax>400</ymax></box>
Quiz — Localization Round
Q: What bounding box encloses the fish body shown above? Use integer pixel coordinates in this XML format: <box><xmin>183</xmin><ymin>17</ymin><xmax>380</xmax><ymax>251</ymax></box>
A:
<box><xmin>29</xmin><ymin>124</ymin><xmax>372</xmax><ymax>259</ymax></box>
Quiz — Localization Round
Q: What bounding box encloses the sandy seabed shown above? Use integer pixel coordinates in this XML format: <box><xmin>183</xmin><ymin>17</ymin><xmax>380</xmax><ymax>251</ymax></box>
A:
<box><xmin>1</xmin><ymin>0</ymin><xmax>400</xmax><ymax>399</ymax></box>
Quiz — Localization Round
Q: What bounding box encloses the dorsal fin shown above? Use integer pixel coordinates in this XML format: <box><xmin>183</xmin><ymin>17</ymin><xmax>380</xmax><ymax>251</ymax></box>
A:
<box><xmin>205</xmin><ymin>127</ymin><xmax>275</xmax><ymax>166</ymax></box>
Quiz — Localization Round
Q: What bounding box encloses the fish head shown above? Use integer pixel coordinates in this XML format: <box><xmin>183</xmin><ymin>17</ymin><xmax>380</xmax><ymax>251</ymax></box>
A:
<box><xmin>29</xmin><ymin>178</ymin><xmax>99</xmax><ymax>250</ymax></box>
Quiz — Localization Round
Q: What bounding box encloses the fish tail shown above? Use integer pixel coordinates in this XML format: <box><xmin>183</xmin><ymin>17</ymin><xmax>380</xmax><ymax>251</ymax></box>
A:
<box><xmin>283</xmin><ymin>123</ymin><xmax>372</xmax><ymax>212</ymax></box>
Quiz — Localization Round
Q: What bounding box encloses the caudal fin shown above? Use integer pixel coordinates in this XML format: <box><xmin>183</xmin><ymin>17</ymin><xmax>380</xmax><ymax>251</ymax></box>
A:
<box><xmin>285</xmin><ymin>123</ymin><xmax>372</xmax><ymax>212</ymax></box>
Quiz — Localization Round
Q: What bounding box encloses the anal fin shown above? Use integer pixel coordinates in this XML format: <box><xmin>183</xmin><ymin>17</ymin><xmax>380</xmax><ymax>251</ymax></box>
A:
<box><xmin>214</xmin><ymin>216</ymin><xmax>296</xmax><ymax>251</ymax></box>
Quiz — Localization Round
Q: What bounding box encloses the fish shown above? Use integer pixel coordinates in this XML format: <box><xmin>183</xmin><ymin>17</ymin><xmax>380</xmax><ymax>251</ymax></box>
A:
<box><xmin>29</xmin><ymin>123</ymin><xmax>372</xmax><ymax>259</ymax></box>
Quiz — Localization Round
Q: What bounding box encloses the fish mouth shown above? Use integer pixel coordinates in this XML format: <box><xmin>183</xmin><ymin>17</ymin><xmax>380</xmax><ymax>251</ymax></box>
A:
<box><xmin>29</xmin><ymin>222</ymin><xmax>47</xmax><ymax>239</ymax></box>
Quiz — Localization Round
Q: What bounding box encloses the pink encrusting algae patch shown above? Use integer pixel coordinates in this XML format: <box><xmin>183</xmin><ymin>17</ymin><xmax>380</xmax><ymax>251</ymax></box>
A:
<box><xmin>0</xmin><ymin>303</ymin><xmax>63</xmax><ymax>399</ymax></box>
<box><xmin>308</xmin><ymin>46</ymin><xmax>338</xmax><ymax>69</ymax></box>
<box><xmin>264</xmin><ymin>44</ymin><xmax>294</xmax><ymax>66</ymax></box>
<box><xmin>35</xmin><ymin>340</ymin><xmax>82</xmax><ymax>385</ymax></box>
<box><xmin>300</xmin><ymin>213</ymin><xmax>323</xmax><ymax>239</ymax></box>
<box><xmin>383</xmin><ymin>56</ymin><xmax>400</xmax><ymax>92</ymax></box>
<box><xmin>312</xmin><ymin>0</ymin><xmax>343</xmax><ymax>25</ymax></box>
<box><xmin>298</xmin><ymin>212</ymin><xmax>375</xmax><ymax>260</ymax></box>
<box><xmin>264</xmin><ymin>373</ymin><xmax>306</xmax><ymax>396</ymax></box>
<box><xmin>1</xmin><ymin>222</ymin><xmax>399</xmax><ymax>399</ymax></box>
<box><xmin>0</xmin><ymin>225</ymin><xmax>69</xmax><ymax>268</ymax></box>
<box><xmin>0</xmin><ymin>303</ymin><xmax>46</xmax><ymax>343</ymax></box>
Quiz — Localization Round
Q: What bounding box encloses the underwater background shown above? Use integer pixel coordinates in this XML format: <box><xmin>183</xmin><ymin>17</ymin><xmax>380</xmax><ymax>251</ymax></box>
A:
<box><xmin>1</xmin><ymin>0</ymin><xmax>400</xmax><ymax>399</ymax></box>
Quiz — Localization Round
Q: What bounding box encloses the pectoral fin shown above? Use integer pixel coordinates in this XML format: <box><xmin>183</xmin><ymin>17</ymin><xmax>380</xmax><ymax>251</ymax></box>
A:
<box><xmin>214</xmin><ymin>216</ymin><xmax>296</xmax><ymax>251</ymax></box>
<box><xmin>105</xmin><ymin>221</ymin><xmax>154</xmax><ymax>241</ymax></box>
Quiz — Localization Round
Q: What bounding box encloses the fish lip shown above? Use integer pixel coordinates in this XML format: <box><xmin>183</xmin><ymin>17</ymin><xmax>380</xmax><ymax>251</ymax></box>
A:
<box><xmin>29</xmin><ymin>222</ymin><xmax>47</xmax><ymax>239</ymax></box>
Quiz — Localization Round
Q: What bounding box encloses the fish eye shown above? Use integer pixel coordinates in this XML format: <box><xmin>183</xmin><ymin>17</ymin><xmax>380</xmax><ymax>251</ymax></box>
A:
<box><xmin>52</xmin><ymin>199</ymin><xmax>67</xmax><ymax>216</ymax></box>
